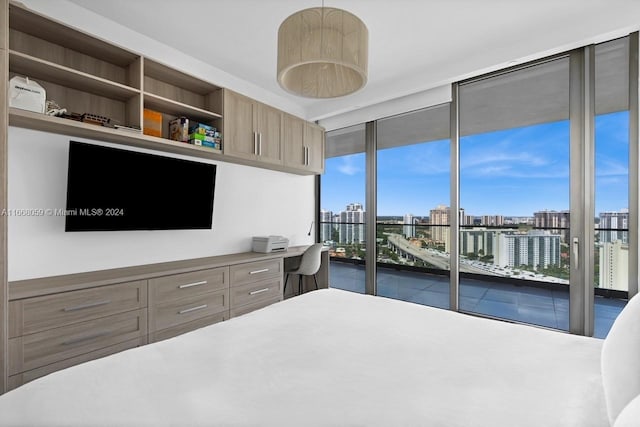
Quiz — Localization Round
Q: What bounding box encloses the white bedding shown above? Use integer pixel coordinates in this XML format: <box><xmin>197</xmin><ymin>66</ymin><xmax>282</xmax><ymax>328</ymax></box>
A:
<box><xmin>0</xmin><ymin>289</ymin><xmax>608</xmax><ymax>427</ymax></box>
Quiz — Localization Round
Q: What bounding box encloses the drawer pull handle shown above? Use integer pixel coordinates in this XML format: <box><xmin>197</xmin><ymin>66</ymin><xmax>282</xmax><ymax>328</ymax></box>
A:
<box><xmin>63</xmin><ymin>300</ymin><xmax>111</xmax><ymax>312</ymax></box>
<box><xmin>179</xmin><ymin>280</ymin><xmax>208</xmax><ymax>289</ymax></box>
<box><xmin>62</xmin><ymin>331</ymin><xmax>110</xmax><ymax>346</ymax></box>
<box><xmin>249</xmin><ymin>268</ymin><xmax>269</xmax><ymax>275</ymax></box>
<box><xmin>179</xmin><ymin>304</ymin><xmax>208</xmax><ymax>315</ymax></box>
<box><xmin>249</xmin><ymin>288</ymin><xmax>270</xmax><ymax>295</ymax></box>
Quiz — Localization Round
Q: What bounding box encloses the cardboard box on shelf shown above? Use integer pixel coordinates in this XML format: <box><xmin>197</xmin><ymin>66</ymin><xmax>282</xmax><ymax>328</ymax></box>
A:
<box><xmin>143</xmin><ymin>109</ymin><xmax>162</xmax><ymax>137</ymax></box>
<box><xmin>169</xmin><ymin>117</ymin><xmax>189</xmax><ymax>142</ymax></box>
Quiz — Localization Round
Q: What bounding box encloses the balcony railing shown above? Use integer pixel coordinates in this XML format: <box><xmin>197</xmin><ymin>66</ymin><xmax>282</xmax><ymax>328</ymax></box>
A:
<box><xmin>328</xmin><ymin>259</ymin><xmax>625</xmax><ymax>339</ymax></box>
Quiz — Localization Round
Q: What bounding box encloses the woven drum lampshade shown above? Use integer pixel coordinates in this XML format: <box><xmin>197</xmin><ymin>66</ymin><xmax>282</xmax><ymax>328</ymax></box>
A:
<box><xmin>277</xmin><ymin>7</ymin><xmax>368</xmax><ymax>98</ymax></box>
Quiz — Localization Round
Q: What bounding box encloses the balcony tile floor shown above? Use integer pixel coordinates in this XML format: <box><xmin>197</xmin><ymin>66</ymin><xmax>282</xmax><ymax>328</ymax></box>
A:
<box><xmin>329</xmin><ymin>262</ymin><xmax>626</xmax><ymax>339</ymax></box>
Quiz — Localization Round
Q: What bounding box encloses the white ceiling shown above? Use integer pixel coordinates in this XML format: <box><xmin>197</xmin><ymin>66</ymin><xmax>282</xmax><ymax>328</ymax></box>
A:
<box><xmin>63</xmin><ymin>0</ymin><xmax>640</xmax><ymax>124</ymax></box>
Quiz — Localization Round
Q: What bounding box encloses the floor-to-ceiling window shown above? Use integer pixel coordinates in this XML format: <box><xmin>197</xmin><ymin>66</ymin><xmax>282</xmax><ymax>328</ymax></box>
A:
<box><xmin>458</xmin><ymin>56</ymin><xmax>572</xmax><ymax>330</ymax></box>
<box><xmin>321</xmin><ymin>124</ymin><xmax>366</xmax><ymax>293</ymax></box>
<box><xmin>319</xmin><ymin>33</ymin><xmax>637</xmax><ymax>338</ymax></box>
<box><xmin>593</xmin><ymin>36</ymin><xmax>631</xmax><ymax>337</ymax></box>
<box><xmin>376</xmin><ymin>105</ymin><xmax>451</xmax><ymax>308</ymax></box>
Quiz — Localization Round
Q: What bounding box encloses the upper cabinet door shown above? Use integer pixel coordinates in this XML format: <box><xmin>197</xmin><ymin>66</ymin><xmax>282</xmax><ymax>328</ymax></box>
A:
<box><xmin>254</xmin><ymin>103</ymin><xmax>282</xmax><ymax>165</ymax></box>
<box><xmin>223</xmin><ymin>91</ymin><xmax>257</xmax><ymax>160</ymax></box>
<box><xmin>283</xmin><ymin>114</ymin><xmax>305</xmax><ymax>170</ymax></box>
<box><xmin>304</xmin><ymin>122</ymin><xmax>325</xmax><ymax>174</ymax></box>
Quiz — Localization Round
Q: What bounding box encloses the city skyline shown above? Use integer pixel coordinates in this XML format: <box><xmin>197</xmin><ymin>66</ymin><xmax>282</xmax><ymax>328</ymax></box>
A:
<box><xmin>321</xmin><ymin>111</ymin><xmax>629</xmax><ymax>217</ymax></box>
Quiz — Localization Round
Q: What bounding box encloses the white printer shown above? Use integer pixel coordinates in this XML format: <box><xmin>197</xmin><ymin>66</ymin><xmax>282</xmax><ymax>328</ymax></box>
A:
<box><xmin>252</xmin><ymin>235</ymin><xmax>289</xmax><ymax>253</ymax></box>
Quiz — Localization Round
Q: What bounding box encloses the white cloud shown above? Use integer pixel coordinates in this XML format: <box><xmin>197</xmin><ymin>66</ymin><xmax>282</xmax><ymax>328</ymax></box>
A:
<box><xmin>337</xmin><ymin>155</ymin><xmax>363</xmax><ymax>176</ymax></box>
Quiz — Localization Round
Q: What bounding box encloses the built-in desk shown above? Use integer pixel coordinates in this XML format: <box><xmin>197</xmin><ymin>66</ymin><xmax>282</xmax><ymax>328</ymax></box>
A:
<box><xmin>6</xmin><ymin>246</ymin><xmax>330</xmax><ymax>390</ymax></box>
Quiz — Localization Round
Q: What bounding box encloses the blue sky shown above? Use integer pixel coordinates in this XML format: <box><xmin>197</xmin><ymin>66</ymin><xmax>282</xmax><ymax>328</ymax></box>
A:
<box><xmin>321</xmin><ymin>111</ymin><xmax>629</xmax><ymax>218</ymax></box>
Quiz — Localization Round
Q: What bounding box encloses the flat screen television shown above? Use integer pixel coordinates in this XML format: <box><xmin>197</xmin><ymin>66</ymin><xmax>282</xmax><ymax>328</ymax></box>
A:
<box><xmin>65</xmin><ymin>141</ymin><xmax>216</xmax><ymax>231</ymax></box>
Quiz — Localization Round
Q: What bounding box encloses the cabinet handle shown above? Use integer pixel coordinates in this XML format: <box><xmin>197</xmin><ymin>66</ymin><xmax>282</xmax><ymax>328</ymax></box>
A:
<box><xmin>178</xmin><ymin>280</ymin><xmax>208</xmax><ymax>289</ymax></box>
<box><xmin>178</xmin><ymin>304</ymin><xmax>208</xmax><ymax>315</ymax></box>
<box><xmin>62</xmin><ymin>330</ymin><xmax>110</xmax><ymax>346</ymax></box>
<box><xmin>249</xmin><ymin>288</ymin><xmax>270</xmax><ymax>295</ymax></box>
<box><xmin>63</xmin><ymin>300</ymin><xmax>111</xmax><ymax>312</ymax></box>
<box><xmin>305</xmin><ymin>146</ymin><xmax>309</xmax><ymax>165</ymax></box>
<box><xmin>249</xmin><ymin>268</ymin><xmax>269</xmax><ymax>275</ymax></box>
<box><xmin>253</xmin><ymin>132</ymin><xmax>258</xmax><ymax>155</ymax></box>
<box><xmin>258</xmin><ymin>133</ymin><xmax>262</xmax><ymax>156</ymax></box>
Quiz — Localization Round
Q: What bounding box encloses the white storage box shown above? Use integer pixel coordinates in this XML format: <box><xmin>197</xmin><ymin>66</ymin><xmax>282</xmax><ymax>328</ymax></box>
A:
<box><xmin>9</xmin><ymin>76</ymin><xmax>46</xmax><ymax>113</ymax></box>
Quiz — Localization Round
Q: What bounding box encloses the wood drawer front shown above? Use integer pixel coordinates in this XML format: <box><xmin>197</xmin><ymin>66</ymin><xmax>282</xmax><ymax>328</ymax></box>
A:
<box><xmin>8</xmin><ymin>337</ymin><xmax>146</xmax><ymax>391</ymax></box>
<box><xmin>9</xmin><ymin>308</ymin><xmax>147</xmax><ymax>375</ymax></box>
<box><xmin>230</xmin><ymin>259</ymin><xmax>282</xmax><ymax>286</ymax></box>
<box><xmin>149</xmin><ymin>311</ymin><xmax>227</xmax><ymax>343</ymax></box>
<box><xmin>149</xmin><ymin>267</ymin><xmax>229</xmax><ymax>305</ymax></box>
<box><xmin>9</xmin><ymin>280</ymin><xmax>147</xmax><ymax>338</ymax></box>
<box><xmin>230</xmin><ymin>277</ymin><xmax>282</xmax><ymax>309</ymax></box>
<box><xmin>150</xmin><ymin>289</ymin><xmax>228</xmax><ymax>332</ymax></box>
<box><xmin>230</xmin><ymin>296</ymin><xmax>281</xmax><ymax>318</ymax></box>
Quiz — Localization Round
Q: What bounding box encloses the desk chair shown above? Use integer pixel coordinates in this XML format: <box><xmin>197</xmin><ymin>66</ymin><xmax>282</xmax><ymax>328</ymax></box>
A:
<box><xmin>284</xmin><ymin>243</ymin><xmax>324</xmax><ymax>296</ymax></box>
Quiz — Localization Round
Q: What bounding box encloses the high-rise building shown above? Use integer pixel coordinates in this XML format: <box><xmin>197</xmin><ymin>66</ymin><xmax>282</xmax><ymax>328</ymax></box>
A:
<box><xmin>482</xmin><ymin>215</ymin><xmax>504</xmax><ymax>226</ymax></box>
<box><xmin>403</xmin><ymin>214</ymin><xmax>415</xmax><ymax>238</ymax></box>
<box><xmin>461</xmin><ymin>211</ymin><xmax>473</xmax><ymax>226</ymax></box>
<box><xmin>495</xmin><ymin>230</ymin><xmax>561</xmax><ymax>270</ymax></box>
<box><xmin>534</xmin><ymin>210</ymin><xmax>570</xmax><ymax>242</ymax></box>
<box><xmin>599</xmin><ymin>209</ymin><xmax>629</xmax><ymax>244</ymax></box>
<box><xmin>460</xmin><ymin>228</ymin><xmax>496</xmax><ymax>257</ymax></box>
<box><xmin>429</xmin><ymin>205</ymin><xmax>449</xmax><ymax>245</ymax></box>
<box><xmin>339</xmin><ymin>203</ymin><xmax>365</xmax><ymax>244</ymax></box>
<box><xmin>430</xmin><ymin>205</ymin><xmax>472</xmax><ymax>252</ymax></box>
<box><xmin>599</xmin><ymin>241</ymin><xmax>629</xmax><ymax>291</ymax></box>
<box><xmin>320</xmin><ymin>210</ymin><xmax>333</xmax><ymax>242</ymax></box>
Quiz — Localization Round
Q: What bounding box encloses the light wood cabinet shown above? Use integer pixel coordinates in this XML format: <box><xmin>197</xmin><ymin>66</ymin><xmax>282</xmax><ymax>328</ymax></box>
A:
<box><xmin>224</xmin><ymin>90</ymin><xmax>282</xmax><ymax>165</ymax></box>
<box><xmin>283</xmin><ymin>114</ymin><xmax>325</xmax><ymax>174</ymax></box>
<box><xmin>0</xmin><ymin>0</ymin><xmax>8</xmax><ymax>396</ymax></box>
<box><xmin>5</xmin><ymin>247</ymin><xmax>327</xmax><ymax>391</ymax></box>
<box><xmin>7</xmin><ymin>280</ymin><xmax>148</xmax><ymax>387</ymax></box>
<box><xmin>4</xmin><ymin>2</ymin><xmax>324</xmax><ymax>175</ymax></box>
<box><xmin>304</xmin><ymin>122</ymin><xmax>325</xmax><ymax>173</ymax></box>
<box><xmin>148</xmin><ymin>267</ymin><xmax>229</xmax><ymax>343</ymax></box>
<box><xmin>229</xmin><ymin>259</ymin><xmax>283</xmax><ymax>318</ymax></box>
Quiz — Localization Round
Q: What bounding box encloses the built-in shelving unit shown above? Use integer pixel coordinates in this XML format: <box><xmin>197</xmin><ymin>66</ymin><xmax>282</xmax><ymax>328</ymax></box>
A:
<box><xmin>8</xmin><ymin>108</ymin><xmax>225</xmax><ymax>161</ymax></box>
<box><xmin>4</xmin><ymin>0</ymin><xmax>323</xmax><ymax>174</ymax></box>
<box><xmin>142</xmin><ymin>58</ymin><xmax>223</xmax><ymax>143</ymax></box>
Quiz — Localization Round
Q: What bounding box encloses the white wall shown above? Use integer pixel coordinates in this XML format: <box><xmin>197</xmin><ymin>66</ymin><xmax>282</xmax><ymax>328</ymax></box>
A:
<box><xmin>8</xmin><ymin>127</ymin><xmax>316</xmax><ymax>281</ymax></box>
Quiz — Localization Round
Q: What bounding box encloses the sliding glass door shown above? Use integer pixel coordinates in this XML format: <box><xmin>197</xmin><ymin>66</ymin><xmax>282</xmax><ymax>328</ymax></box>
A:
<box><xmin>376</xmin><ymin>105</ymin><xmax>451</xmax><ymax>308</ymax></box>
<box><xmin>321</xmin><ymin>125</ymin><xmax>366</xmax><ymax>293</ymax></box>
<box><xmin>458</xmin><ymin>56</ymin><xmax>572</xmax><ymax>330</ymax></box>
<box><xmin>593</xmin><ymin>36</ymin><xmax>631</xmax><ymax>337</ymax></box>
<box><xmin>319</xmin><ymin>33</ymin><xmax>637</xmax><ymax>337</ymax></box>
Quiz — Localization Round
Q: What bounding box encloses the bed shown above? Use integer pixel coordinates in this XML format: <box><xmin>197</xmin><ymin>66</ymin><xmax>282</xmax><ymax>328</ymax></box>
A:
<box><xmin>0</xmin><ymin>288</ymin><xmax>638</xmax><ymax>427</ymax></box>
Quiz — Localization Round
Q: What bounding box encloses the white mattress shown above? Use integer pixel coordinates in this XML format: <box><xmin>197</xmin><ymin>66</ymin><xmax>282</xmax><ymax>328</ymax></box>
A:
<box><xmin>0</xmin><ymin>289</ymin><xmax>608</xmax><ymax>427</ymax></box>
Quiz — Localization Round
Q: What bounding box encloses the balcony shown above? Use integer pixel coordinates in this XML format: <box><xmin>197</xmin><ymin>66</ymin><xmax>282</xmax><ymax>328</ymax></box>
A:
<box><xmin>329</xmin><ymin>259</ymin><xmax>625</xmax><ymax>339</ymax></box>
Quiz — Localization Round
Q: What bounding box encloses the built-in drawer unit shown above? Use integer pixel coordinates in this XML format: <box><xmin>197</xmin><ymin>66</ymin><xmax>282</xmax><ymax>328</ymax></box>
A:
<box><xmin>150</xmin><ymin>289</ymin><xmax>228</xmax><ymax>332</ymax></box>
<box><xmin>149</xmin><ymin>311</ymin><xmax>227</xmax><ymax>343</ymax></box>
<box><xmin>148</xmin><ymin>267</ymin><xmax>230</xmax><ymax>342</ymax></box>
<box><xmin>9</xmin><ymin>308</ymin><xmax>147</xmax><ymax>375</ymax></box>
<box><xmin>149</xmin><ymin>267</ymin><xmax>228</xmax><ymax>305</ymax></box>
<box><xmin>229</xmin><ymin>259</ymin><xmax>282</xmax><ymax>286</ymax></box>
<box><xmin>229</xmin><ymin>259</ymin><xmax>283</xmax><ymax>318</ymax></box>
<box><xmin>230</xmin><ymin>277</ymin><xmax>282</xmax><ymax>309</ymax></box>
<box><xmin>9</xmin><ymin>280</ymin><xmax>147</xmax><ymax>338</ymax></box>
<box><xmin>7</xmin><ymin>338</ymin><xmax>144</xmax><ymax>391</ymax></box>
<box><xmin>230</xmin><ymin>296</ymin><xmax>281</xmax><ymax>318</ymax></box>
<box><xmin>5</xmin><ymin>248</ymin><xmax>327</xmax><ymax>391</ymax></box>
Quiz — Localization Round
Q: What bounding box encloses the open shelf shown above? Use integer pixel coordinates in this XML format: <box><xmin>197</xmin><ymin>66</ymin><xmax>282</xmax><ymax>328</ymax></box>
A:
<box><xmin>9</xmin><ymin>2</ymin><xmax>138</xmax><ymax>67</ymax></box>
<box><xmin>144</xmin><ymin>93</ymin><xmax>222</xmax><ymax>122</ymax></box>
<box><xmin>9</xmin><ymin>50</ymin><xmax>140</xmax><ymax>101</ymax></box>
<box><xmin>9</xmin><ymin>108</ymin><xmax>223</xmax><ymax>160</ymax></box>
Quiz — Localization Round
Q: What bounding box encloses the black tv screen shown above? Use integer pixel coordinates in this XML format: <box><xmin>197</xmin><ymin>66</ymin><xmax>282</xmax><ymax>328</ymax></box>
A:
<box><xmin>65</xmin><ymin>141</ymin><xmax>216</xmax><ymax>231</ymax></box>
